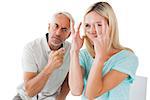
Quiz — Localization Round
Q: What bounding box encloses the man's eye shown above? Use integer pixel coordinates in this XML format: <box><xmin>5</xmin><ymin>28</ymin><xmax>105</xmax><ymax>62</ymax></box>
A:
<box><xmin>62</xmin><ymin>29</ymin><xmax>67</xmax><ymax>32</ymax></box>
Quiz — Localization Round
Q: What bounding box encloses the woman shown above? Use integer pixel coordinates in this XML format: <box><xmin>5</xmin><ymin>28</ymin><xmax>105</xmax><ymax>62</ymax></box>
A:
<box><xmin>69</xmin><ymin>2</ymin><xmax>138</xmax><ymax>100</ymax></box>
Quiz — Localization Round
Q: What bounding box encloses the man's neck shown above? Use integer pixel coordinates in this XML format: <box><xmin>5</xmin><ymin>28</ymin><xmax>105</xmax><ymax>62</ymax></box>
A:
<box><xmin>46</xmin><ymin>33</ymin><xmax>63</xmax><ymax>50</ymax></box>
<box><xmin>48</xmin><ymin>42</ymin><xmax>63</xmax><ymax>51</ymax></box>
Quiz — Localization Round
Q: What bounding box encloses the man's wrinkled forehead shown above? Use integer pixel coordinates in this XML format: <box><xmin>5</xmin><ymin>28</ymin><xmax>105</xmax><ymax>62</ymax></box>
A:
<box><xmin>51</xmin><ymin>14</ymin><xmax>70</xmax><ymax>28</ymax></box>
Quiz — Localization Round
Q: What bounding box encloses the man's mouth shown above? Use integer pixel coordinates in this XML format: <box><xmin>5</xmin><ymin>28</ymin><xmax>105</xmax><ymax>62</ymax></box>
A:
<box><xmin>52</xmin><ymin>37</ymin><xmax>62</xmax><ymax>44</ymax></box>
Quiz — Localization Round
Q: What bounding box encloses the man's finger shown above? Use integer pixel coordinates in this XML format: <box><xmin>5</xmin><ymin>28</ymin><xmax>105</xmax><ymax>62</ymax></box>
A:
<box><xmin>53</xmin><ymin>48</ymin><xmax>65</xmax><ymax>56</ymax></box>
<box><xmin>58</xmin><ymin>51</ymin><xmax>65</xmax><ymax>57</ymax></box>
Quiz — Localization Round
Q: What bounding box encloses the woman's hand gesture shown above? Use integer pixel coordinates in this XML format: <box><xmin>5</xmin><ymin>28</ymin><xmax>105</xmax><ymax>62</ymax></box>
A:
<box><xmin>70</xmin><ymin>22</ymin><xmax>84</xmax><ymax>52</ymax></box>
<box><xmin>87</xmin><ymin>20</ymin><xmax>110</xmax><ymax>60</ymax></box>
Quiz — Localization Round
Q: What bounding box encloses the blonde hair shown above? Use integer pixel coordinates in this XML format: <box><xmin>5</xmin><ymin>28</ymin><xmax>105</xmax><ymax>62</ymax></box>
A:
<box><xmin>84</xmin><ymin>2</ymin><xmax>133</xmax><ymax>58</ymax></box>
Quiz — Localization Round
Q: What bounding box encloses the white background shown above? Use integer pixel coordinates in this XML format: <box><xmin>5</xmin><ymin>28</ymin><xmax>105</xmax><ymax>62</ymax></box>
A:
<box><xmin>0</xmin><ymin>0</ymin><xmax>149</xmax><ymax>100</ymax></box>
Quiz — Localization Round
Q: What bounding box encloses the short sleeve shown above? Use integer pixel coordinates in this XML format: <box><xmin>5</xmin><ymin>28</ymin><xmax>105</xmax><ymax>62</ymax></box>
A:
<box><xmin>111</xmin><ymin>52</ymin><xmax>139</xmax><ymax>83</ymax></box>
<box><xmin>79</xmin><ymin>50</ymin><xmax>86</xmax><ymax>70</ymax></box>
<box><xmin>22</xmin><ymin>44</ymin><xmax>38</xmax><ymax>72</ymax></box>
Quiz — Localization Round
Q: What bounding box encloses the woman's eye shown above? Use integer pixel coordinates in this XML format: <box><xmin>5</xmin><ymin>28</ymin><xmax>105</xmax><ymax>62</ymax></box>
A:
<box><xmin>54</xmin><ymin>24</ymin><xmax>58</xmax><ymax>29</ymax></box>
<box><xmin>97</xmin><ymin>24</ymin><xmax>102</xmax><ymax>26</ymax></box>
<box><xmin>85</xmin><ymin>24</ymin><xmax>90</xmax><ymax>28</ymax></box>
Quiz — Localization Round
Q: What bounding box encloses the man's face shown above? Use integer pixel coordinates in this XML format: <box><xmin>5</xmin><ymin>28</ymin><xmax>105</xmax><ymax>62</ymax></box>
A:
<box><xmin>48</xmin><ymin>14</ymin><xmax>70</xmax><ymax>47</ymax></box>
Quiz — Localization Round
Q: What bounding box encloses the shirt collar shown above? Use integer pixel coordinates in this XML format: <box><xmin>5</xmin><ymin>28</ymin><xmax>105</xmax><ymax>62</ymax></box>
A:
<box><xmin>43</xmin><ymin>33</ymin><xmax>64</xmax><ymax>54</ymax></box>
<box><xmin>43</xmin><ymin>35</ymin><xmax>51</xmax><ymax>54</ymax></box>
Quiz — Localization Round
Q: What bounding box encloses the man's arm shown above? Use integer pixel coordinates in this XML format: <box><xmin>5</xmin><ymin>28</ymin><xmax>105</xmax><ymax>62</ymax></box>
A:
<box><xmin>56</xmin><ymin>73</ymin><xmax>70</xmax><ymax>100</ymax></box>
<box><xmin>24</xmin><ymin>65</ymin><xmax>54</xmax><ymax>97</ymax></box>
<box><xmin>24</xmin><ymin>48</ymin><xmax>65</xmax><ymax>97</ymax></box>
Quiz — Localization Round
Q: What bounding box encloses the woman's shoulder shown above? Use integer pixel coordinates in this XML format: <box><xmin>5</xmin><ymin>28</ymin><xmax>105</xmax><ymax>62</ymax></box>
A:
<box><xmin>109</xmin><ymin>49</ymin><xmax>138</xmax><ymax>64</ymax></box>
<box><xmin>79</xmin><ymin>49</ymin><xmax>93</xmax><ymax>60</ymax></box>
<box><xmin>115</xmin><ymin>49</ymin><xmax>137</xmax><ymax>59</ymax></box>
<box><xmin>80</xmin><ymin>48</ymin><xmax>93</xmax><ymax>55</ymax></box>
<box><xmin>80</xmin><ymin>49</ymin><xmax>89</xmax><ymax>55</ymax></box>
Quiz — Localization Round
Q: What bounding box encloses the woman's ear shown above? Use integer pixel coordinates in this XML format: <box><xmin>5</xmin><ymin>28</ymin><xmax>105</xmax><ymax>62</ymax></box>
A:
<box><xmin>48</xmin><ymin>23</ymin><xmax>50</xmax><ymax>30</ymax></box>
<box><xmin>107</xmin><ymin>20</ymin><xmax>109</xmax><ymax>26</ymax></box>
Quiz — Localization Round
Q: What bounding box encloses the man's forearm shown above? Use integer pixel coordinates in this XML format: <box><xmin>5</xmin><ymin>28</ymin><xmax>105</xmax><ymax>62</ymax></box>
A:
<box><xmin>25</xmin><ymin>65</ymin><xmax>54</xmax><ymax>97</ymax></box>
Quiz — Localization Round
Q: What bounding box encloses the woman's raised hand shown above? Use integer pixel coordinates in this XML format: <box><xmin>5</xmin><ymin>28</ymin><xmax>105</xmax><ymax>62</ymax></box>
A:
<box><xmin>86</xmin><ymin>20</ymin><xmax>110</xmax><ymax>59</ymax></box>
<box><xmin>70</xmin><ymin>22</ymin><xmax>84</xmax><ymax>52</ymax></box>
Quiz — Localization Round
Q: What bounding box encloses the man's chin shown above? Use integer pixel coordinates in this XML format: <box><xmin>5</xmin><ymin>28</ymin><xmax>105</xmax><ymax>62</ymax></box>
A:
<box><xmin>51</xmin><ymin>42</ymin><xmax>62</xmax><ymax>47</ymax></box>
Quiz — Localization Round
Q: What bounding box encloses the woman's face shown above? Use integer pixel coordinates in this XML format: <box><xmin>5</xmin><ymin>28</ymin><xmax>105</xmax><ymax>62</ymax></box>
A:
<box><xmin>84</xmin><ymin>11</ymin><xmax>108</xmax><ymax>44</ymax></box>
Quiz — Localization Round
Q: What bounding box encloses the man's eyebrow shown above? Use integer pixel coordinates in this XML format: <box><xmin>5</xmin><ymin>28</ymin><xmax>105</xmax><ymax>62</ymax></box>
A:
<box><xmin>61</xmin><ymin>27</ymin><xmax>67</xmax><ymax>29</ymax></box>
<box><xmin>54</xmin><ymin>22</ymin><xmax>69</xmax><ymax>29</ymax></box>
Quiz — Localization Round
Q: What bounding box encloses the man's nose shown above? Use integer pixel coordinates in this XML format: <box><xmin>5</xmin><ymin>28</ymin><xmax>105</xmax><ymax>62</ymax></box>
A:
<box><xmin>55</xmin><ymin>28</ymin><xmax>62</xmax><ymax>36</ymax></box>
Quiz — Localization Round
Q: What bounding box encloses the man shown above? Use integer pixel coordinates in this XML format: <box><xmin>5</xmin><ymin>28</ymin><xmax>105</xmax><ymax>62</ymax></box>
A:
<box><xmin>13</xmin><ymin>11</ymin><xmax>74</xmax><ymax>100</ymax></box>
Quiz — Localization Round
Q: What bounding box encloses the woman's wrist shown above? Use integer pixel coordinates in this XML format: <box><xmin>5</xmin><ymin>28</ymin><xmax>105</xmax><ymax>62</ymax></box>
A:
<box><xmin>95</xmin><ymin>54</ymin><xmax>108</xmax><ymax>63</ymax></box>
<box><xmin>70</xmin><ymin>48</ymin><xmax>80</xmax><ymax>54</ymax></box>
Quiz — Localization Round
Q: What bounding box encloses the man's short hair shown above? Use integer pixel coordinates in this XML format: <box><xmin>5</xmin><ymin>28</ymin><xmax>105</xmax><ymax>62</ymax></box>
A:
<box><xmin>51</xmin><ymin>11</ymin><xmax>74</xmax><ymax>29</ymax></box>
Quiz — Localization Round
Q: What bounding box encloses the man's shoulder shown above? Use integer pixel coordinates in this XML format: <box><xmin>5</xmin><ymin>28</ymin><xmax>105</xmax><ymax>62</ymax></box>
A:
<box><xmin>63</xmin><ymin>41</ymin><xmax>71</xmax><ymax>52</ymax></box>
<box><xmin>24</xmin><ymin>36</ymin><xmax>45</xmax><ymax>51</ymax></box>
<box><xmin>64</xmin><ymin>41</ymin><xmax>71</xmax><ymax>46</ymax></box>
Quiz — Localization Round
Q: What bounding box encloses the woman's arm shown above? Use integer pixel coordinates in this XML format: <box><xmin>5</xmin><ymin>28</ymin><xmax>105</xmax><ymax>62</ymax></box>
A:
<box><xmin>85</xmin><ymin>57</ymin><xmax>128</xmax><ymax>99</ymax></box>
<box><xmin>69</xmin><ymin>22</ymin><xmax>85</xmax><ymax>96</ymax></box>
<box><xmin>69</xmin><ymin>50</ymin><xmax>85</xmax><ymax>96</ymax></box>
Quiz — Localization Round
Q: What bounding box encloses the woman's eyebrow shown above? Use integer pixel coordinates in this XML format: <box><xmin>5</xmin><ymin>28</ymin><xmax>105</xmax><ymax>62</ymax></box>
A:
<box><xmin>84</xmin><ymin>22</ymin><xmax>102</xmax><ymax>25</ymax></box>
<box><xmin>96</xmin><ymin>21</ymin><xmax>102</xmax><ymax>24</ymax></box>
<box><xmin>54</xmin><ymin>23</ymin><xmax>59</xmax><ymax>26</ymax></box>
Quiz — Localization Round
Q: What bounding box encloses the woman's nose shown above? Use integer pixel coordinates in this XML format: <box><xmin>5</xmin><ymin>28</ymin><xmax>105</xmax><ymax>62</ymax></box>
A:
<box><xmin>89</xmin><ymin>26</ymin><xmax>96</xmax><ymax>35</ymax></box>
